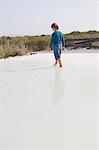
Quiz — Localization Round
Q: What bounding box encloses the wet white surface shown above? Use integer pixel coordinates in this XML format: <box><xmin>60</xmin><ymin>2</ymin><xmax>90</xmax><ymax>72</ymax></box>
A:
<box><xmin>0</xmin><ymin>52</ymin><xmax>99</xmax><ymax>150</ymax></box>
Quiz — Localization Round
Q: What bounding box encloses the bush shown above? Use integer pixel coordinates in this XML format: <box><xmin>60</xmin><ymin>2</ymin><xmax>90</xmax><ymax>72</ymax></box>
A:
<box><xmin>0</xmin><ymin>35</ymin><xmax>50</xmax><ymax>59</ymax></box>
<box><xmin>70</xmin><ymin>31</ymin><xmax>81</xmax><ymax>34</ymax></box>
<box><xmin>87</xmin><ymin>30</ymin><xmax>97</xmax><ymax>33</ymax></box>
<box><xmin>25</xmin><ymin>36</ymin><xmax>50</xmax><ymax>51</ymax></box>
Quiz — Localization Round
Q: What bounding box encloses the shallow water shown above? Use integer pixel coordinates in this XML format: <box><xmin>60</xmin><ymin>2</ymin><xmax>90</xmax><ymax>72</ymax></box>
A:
<box><xmin>0</xmin><ymin>52</ymin><xmax>99</xmax><ymax>150</ymax></box>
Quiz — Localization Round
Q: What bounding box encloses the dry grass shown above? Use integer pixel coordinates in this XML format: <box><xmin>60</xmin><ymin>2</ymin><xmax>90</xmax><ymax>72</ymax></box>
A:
<box><xmin>0</xmin><ymin>31</ymin><xmax>99</xmax><ymax>59</ymax></box>
<box><xmin>0</xmin><ymin>46</ymin><xmax>28</xmax><ymax>59</ymax></box>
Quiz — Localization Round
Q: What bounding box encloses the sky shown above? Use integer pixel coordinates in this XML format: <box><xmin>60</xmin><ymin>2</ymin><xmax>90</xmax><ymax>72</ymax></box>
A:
<box><xmin>0</xmin><ymin>0</ymin><xmax>98</xmax><ymax>36</ymax></box>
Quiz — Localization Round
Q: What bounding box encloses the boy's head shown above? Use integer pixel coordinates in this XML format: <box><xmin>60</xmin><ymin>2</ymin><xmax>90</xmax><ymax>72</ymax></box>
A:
<box><xmin>51</xmin><ymin>23</ymin><xmax>59</xmax><ymax>31</ymax></box>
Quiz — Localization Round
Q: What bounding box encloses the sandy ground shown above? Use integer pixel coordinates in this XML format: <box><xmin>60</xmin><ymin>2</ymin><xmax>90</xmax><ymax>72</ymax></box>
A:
<box><xmin>0</xmin><ymin>51</ymin><xmax>99</xmax><ymax>150</ymax></box>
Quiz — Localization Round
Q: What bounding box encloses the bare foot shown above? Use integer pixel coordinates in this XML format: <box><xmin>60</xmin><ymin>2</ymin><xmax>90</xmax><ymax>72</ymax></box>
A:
<box><xmin>58</xmin><ymin>59</ymin><xmax>63</xmax><ymax>67</ymax></box>
<box><xmin>59</xmin><ymin>64</ymin><xmax>63</xmax><ymax>67</ymax></box>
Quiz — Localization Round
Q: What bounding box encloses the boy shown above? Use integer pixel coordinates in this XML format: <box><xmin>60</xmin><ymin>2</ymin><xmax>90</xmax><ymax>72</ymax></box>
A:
<box><xmin>48</xmin><ymin>23</ymin><xmax>65</xmax><ymax>67</ymax></box>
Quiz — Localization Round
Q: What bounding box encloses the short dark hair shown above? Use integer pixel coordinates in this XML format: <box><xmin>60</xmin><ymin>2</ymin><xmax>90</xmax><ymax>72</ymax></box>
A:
<box><xmin>51</xmin><ymin>23</ymin><xmax>59</xmax><ymax>30</ymax></box>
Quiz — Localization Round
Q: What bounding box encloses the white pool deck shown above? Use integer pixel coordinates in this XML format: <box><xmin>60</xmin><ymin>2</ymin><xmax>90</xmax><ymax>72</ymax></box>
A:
<box><xmin>0</xmin><ymin>52</ymin><xmax>99</xmax><ymax>150</ymax></box>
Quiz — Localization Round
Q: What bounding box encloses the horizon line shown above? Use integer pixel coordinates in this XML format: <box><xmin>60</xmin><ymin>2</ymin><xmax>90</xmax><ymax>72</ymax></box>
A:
<box><xmin>0</xmin><ymin>30</ymin><xmax>99</xmax><ymax>37</ymax></box>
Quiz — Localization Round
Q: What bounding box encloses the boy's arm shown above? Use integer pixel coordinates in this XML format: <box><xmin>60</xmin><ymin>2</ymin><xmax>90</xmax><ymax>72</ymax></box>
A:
<box><xmin>48</xmin><ymin>35</ymin><xmax>53</xmax><ymax>51</ymax></box>
<box><xmin>49</xmin><ymin>33</ymin><xmax>54</xmax><ymax>49</ymax></box>
<box><xmin>49</xmin><ymin>36</ymin><xmax>53</xmax><ymax>49</ymax></box>
<box><xmin>62</xmin><ymin>34</ymin><xmax>65</xmax><ymax>47</ymax></box>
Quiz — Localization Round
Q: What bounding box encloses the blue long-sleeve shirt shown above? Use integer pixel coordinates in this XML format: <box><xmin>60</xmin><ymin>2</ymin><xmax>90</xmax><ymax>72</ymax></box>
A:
<box><xmin>50</xmin><ymin>31</ymin><xmax>65</xmax><ymax>49</ymax></box>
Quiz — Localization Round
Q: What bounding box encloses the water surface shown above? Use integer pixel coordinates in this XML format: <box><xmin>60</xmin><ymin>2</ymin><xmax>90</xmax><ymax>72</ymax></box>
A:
<box><xmin>0</xmin><ymin>52</ymin><xmax>99</xmax><ymax>150</ymax></box>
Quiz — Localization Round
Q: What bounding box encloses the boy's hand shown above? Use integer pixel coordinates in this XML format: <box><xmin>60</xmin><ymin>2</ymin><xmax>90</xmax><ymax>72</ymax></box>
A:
<box><xmin>48</xmin><ymin>47</ymin><xmax>51</xmax><ymax>51</ymax></box>
<box><xmin>62</xmin><ymin>47</ymin><xmax>65</xmax><ymax>50</ymax></box>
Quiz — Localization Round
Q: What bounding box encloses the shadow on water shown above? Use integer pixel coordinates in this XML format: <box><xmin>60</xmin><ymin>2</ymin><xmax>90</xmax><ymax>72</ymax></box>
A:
<box><xmin>50</xmin><ymin>68</ymin><xmax>65</xmax><ymax>108</ymax></box>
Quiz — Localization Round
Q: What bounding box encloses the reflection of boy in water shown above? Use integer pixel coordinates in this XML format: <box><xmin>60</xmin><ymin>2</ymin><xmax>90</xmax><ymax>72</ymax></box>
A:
<box><xmin>48</xmin><ymin>23</ymin><xmax>65</xmax><ymax>67</ymax></box>
<box><xmin>50</xmin><ymin>69</ymin><xmax>65</xmax><ymax>108</ymax></box>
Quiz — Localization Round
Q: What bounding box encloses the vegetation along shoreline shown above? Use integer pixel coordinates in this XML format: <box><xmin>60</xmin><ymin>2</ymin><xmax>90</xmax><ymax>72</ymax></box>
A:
<box><xmin>0</xmin><ymin>30</ymin><xmax>99</xmax><ymax>59</ymax></box>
